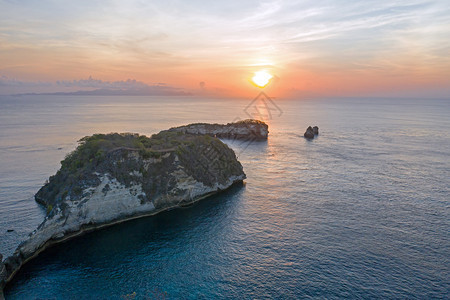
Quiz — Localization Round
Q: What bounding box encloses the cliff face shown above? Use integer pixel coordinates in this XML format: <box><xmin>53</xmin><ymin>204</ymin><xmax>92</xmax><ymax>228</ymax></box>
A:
<box><xmin>35</xmin><ymin>132</ymin><xmax>245</xmax><ymax>211</ymax></box>
<box><xmin>1</xmin><ymin>120</ymin><xmax>267</xmax><ymax>292</ymax></box>
<box><xmin>165</xmin><ymin>119</ymin><xmax>269</xmax><ymax>140</ymax></box>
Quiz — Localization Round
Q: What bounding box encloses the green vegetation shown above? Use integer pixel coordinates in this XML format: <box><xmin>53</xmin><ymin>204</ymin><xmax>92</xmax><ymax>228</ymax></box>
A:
<box><xmin>46</xmin><ymin>204</ymin><xmax>53</xmax><ymax>215</ymax></box>
<box><xmin>61</xmin><ymin>133</ymin><xmax>149</xmax><ymax>172</ymax></box>
<box><xmin>35</xmin><ymin>133</ymin><xmax>165</xmax><ymax>210</ymax></box>
<box><xmin>175</xmin><ymin>135</ymin><xmax>243</xmax><ymax>186</ymax></box>
<box><xmin>232</xmin><ymin>119</ymin><xmax>267</xmax><ymax>125</ymax></box>
<box><xmin>35</xmin><ymin>130</ymin><xmax>244</xmax><ymax>212</ymax></box>
<box><xmin>57</xmin><ymin>132</ymin><xmax>188</xmax><ymax>174</ymax></box>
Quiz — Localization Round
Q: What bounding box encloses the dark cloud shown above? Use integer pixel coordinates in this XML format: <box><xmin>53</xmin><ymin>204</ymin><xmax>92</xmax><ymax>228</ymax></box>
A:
<box><xmin>0</xmin><ymin>76</ymin><xmax>52</xmax><ymax>87</ymax></box>
<box><xmin>56</xmin><ymin>76</ymin><xmax>150</xmax><ymax>89</ymax></box>
<box><xmin>0</xmin><ymin>76</ymin><xmax>190</xmax><ymax>96</ymax></box>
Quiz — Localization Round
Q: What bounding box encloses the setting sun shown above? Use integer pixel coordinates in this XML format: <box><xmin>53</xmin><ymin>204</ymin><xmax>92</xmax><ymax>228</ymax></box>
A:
<box><xmin>252</xmin><ymin>71</ymin><xmax>273</xmax><ymax>88</ymax></box>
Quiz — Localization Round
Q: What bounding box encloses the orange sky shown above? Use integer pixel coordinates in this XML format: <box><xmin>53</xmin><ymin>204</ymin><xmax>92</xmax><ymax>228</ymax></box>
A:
<box><xmin>1</xmin><ymin>1</ymin><xmax>449</xmax><ymax>98</ymax></box>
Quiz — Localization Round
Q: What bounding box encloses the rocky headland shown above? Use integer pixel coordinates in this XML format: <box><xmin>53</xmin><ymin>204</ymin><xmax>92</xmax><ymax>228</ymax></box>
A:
<box><xmin>0</xmin><ymin>119</ymin><xmax>268</xmax><ymax>295</ymax></box>
<box><xmin>166</xmin><ymin>119</ymin><xmax>269</xmax><ymax>140</ymax></box>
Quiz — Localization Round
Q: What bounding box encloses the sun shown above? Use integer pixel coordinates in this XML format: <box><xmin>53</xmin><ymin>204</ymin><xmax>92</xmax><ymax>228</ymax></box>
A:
<box><xmin>252</xmin><ymin>71</ymin><xmax>273</xmax><ymax>88</ymax></box>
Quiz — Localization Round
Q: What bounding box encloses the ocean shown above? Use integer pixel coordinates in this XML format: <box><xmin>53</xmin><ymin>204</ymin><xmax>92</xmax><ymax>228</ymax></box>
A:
<box><xmin>1</xmin><ymin>95</ymin><xmax>449</xmax><ymax>298</ymax></box>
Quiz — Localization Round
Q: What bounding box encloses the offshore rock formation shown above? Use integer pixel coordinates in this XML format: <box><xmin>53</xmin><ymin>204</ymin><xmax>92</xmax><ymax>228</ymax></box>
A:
<box><xmin>166</xmin><ymin>119</ymin><xmax>269</xmax><ymax>140</ymax></box>
<box><xmin>304</xmin><ymin>126</ymin><xmax>319</xmax><ymax>139</ymax></box>
<box><xmin>1</xmin><ymin>120</ymin><xmax>266</xmax><ymax>294</ymax></box>
<box><xmin>0</xmin><ymin>254</ymin><xmax>5</xmax><ymax>300</ymax></box>
<box><xmin>313</xmin><ymin>126</ymin><xmax>319</xmax><ymax>135</ymax></box>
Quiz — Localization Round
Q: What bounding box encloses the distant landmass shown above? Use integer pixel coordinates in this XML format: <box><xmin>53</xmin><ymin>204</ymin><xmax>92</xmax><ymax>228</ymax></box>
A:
<box><xmin>14</xmin><ymin>87</ymin><xmax>191</xmax><ymax>97</ymax></box>
<box><xmin>1</xmin><ymin>76</ymin><xmax>194</xmax><ymax>97</ymax></box>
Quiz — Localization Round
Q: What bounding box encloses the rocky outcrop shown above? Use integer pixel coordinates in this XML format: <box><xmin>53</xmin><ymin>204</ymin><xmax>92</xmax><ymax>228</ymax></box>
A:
<box><xmin>304</xmin><ymin>126</ymin><xmax>319</xmax><ymax>139</ymax></box>
<box><xmin>1</xmin><ymin>121</ymin><xmax>262</xmax><ymax>293</ymax></box>
<box><xmin>165</xmin><ymin>119</ymin><xmax>269</xmax><ymax>140</ymax></box>
<box><xmin>0</xmin><ymin>253</ymin><xmax>5</xmax><ymax>300</ymax></box>
<box><xmin>313</xmin><ymin>126</ymin><xmax>319</xmax><ymax>135</ymax></box>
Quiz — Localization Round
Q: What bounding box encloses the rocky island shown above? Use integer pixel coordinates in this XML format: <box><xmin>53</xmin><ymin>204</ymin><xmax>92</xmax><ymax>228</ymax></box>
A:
<box><xmin>304</xmin><ymin>126</ymin><xmax>319</xmax><ymax>139</ymax></box>
<box><xmin>0</xmin><ymin>119</ymin><xmax>268</xmax><ymax>297</ymax></box>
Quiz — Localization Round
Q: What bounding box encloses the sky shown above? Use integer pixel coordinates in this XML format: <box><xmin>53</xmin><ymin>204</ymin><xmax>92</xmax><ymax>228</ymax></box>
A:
<box><xmin>0</xmin><ymin>0</ymin><xmax>449</xmax><ymax>98</ymax></box>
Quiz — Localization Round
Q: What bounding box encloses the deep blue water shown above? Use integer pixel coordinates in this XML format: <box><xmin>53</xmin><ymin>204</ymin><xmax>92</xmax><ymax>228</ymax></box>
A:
<box><xmin>1</xmin><ymin>96</ymin><xmax>449</xmax><ymax>298</ymax></box>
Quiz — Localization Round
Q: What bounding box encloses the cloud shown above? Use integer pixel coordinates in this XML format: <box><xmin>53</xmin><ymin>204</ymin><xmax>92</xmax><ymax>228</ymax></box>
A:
<box><xmin>0</xmin><ymin>76</ymin><xmax>189</xmax><ymax>96</ymax></box>
<box><xmin>0</xmin><ymin>76</ymin><xmax>52</xmax><ymax>87</ymax></box>
<box><xmin>1</xmin><ymin>1</ymin><xmax>449</xmax><ymax>97</ymax></box>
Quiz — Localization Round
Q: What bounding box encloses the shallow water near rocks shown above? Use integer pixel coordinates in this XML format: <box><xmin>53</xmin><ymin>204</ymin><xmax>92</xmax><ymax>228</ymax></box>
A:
<box><xmin>1</xmin><ymin>96</ymin><xmax>449</xmax><ymax>298</ymax></box>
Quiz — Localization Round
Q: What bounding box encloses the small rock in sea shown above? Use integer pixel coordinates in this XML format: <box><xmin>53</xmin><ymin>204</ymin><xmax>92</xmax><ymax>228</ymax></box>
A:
<box><xmin>304</xmin><ymin>126</ymin><xmax>315</xmax><ymax>139</ymax></box>
<box><xmin>7</xmin><ymin>229</ymin><xmax>14</xmax><ymax>233</ymax></box>
<box><xmin>313</xmin><ymin>126</ymin><xmax>319</xmax><ymax>135</ymax></box>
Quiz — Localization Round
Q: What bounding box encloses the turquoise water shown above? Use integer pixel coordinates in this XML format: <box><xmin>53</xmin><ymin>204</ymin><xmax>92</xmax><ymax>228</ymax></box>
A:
<box><xmin>1</xmin><ymin>96</ymin><xmax>449</xmax><ymax>298</ymax></box>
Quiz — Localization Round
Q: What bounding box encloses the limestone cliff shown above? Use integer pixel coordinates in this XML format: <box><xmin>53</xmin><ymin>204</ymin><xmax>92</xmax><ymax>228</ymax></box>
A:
<box><xmin>165</xmin><ymin>119</ymin><xmax>269</xmax><ymax>140</ymax></box>
<box><xmin>1</xmin><ymin>120</ymin><xmax>267</xmax><ymax>294</ymax></box>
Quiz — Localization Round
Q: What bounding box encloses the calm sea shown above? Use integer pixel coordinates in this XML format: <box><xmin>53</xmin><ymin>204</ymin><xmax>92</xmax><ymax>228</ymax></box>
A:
<box><xmin>1</xmin><ymin>95</ymin><xmax>449</xmax><ymax>299</ymax></box>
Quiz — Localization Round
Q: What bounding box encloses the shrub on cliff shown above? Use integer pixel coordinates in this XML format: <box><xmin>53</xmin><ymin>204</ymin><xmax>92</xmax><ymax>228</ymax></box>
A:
<box><xmin>35</xmin><ymin>133</ymin><xmax>154</xmax><ymax>209</ymax></box>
